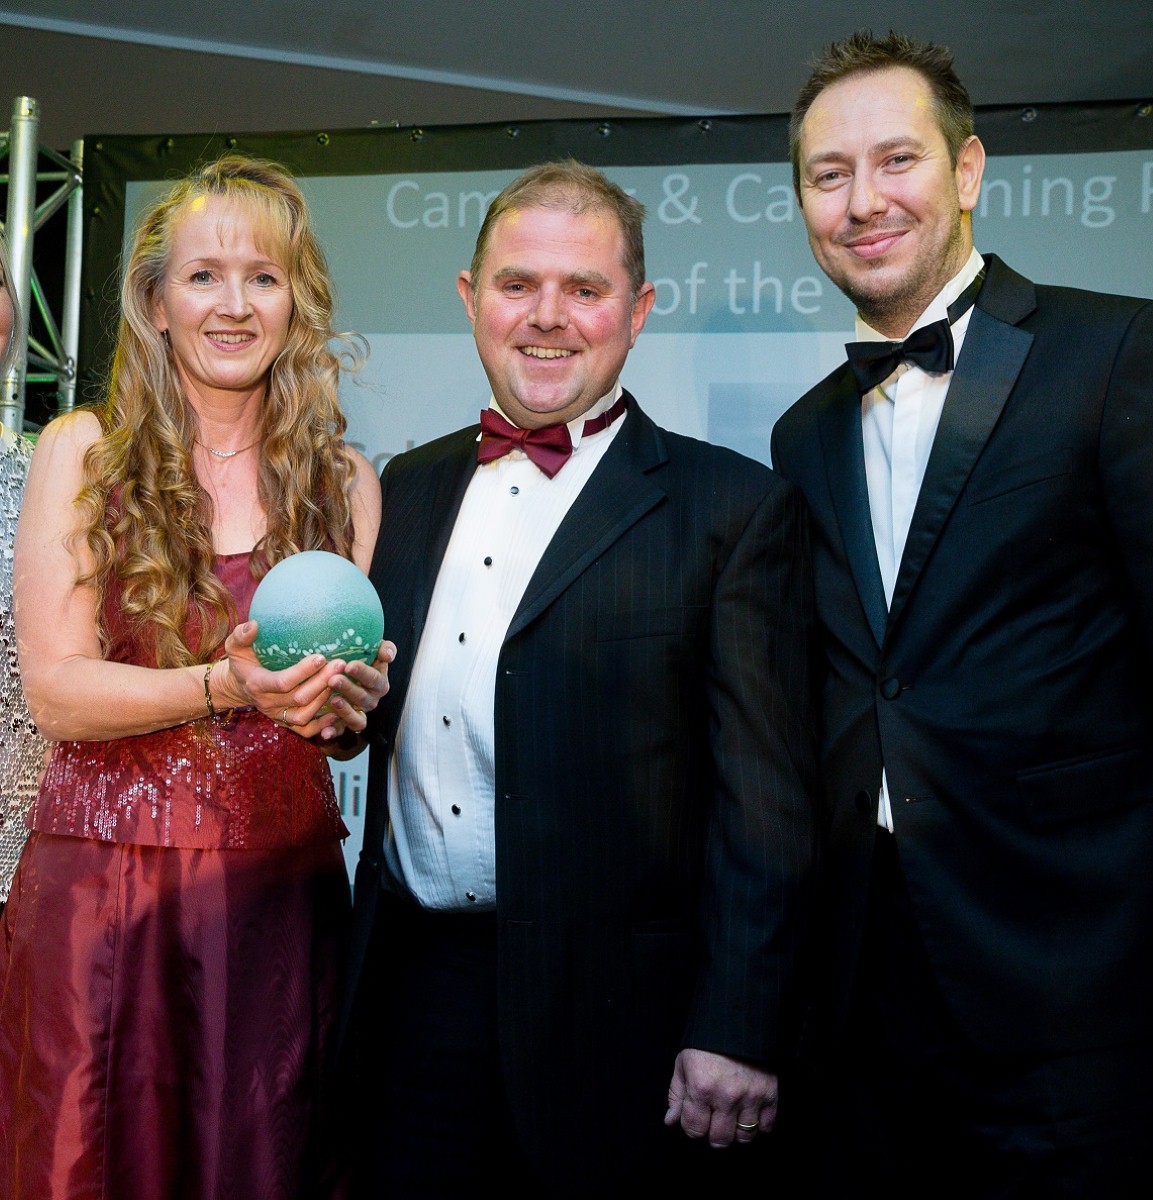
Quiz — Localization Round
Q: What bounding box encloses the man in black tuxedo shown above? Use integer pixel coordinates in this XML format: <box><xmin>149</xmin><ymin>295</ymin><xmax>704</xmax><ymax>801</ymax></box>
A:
<box><xmin>346</xmin><ymin>160</ymin><xmax>820</xmax><ymax>1196</ymax></box>
<box><xmin>771</xmin><ymin>29</ymin><xmax>1153</xmax><ymax>1198</ymax></box>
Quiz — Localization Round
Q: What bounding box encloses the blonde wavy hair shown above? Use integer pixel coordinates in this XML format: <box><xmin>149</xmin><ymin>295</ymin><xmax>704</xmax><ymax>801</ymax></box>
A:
<box><xmin>75</xmin><ymin>154</ymin><xmax>366</xmax><ymax>667</ymax></box>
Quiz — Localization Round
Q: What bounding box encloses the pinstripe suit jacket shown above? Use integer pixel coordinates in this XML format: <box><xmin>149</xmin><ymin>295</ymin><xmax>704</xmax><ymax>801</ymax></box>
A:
<box><xmin>349</xmin><ymin>392</ymin><xmax>819</xmax><ymax>1184</ymax></box>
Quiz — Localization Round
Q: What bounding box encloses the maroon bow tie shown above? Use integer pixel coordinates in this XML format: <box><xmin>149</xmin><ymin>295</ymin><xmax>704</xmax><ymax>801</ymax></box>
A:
<box><xmin>476</xmin><ymin>395</ymin><xmax>627</xmax><ymax>478</ymax></box>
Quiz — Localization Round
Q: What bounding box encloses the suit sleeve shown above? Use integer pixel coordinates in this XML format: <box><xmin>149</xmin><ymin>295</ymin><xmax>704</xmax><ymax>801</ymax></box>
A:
<box><xmin>1098</xmin><ymin>299</ymin><xmax>1153</xmax><ymax>670</ymax></box>
<box><xmin>684</xmin><ymin>476</ymin><xmax>821</xmax><ymax>1067</ymax></box>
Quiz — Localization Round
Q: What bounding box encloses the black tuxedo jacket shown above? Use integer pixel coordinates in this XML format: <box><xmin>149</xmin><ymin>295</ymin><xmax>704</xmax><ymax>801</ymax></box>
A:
<box><xmin>350</xmin><ymin>393</ymin><xmax>819</xmax><ymax>1185</ymax></box>
<box><xmin>771</xmin><ymin>255</ymin><xmax>1153</xmax><ymax>1059</ymax></box>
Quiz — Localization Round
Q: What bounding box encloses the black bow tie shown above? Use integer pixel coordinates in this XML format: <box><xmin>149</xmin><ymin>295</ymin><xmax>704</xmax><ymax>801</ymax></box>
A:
<box><xmin>845</xmin><ymin>271</ymin><xmax>984</xmax><ymax>395</ymax></box>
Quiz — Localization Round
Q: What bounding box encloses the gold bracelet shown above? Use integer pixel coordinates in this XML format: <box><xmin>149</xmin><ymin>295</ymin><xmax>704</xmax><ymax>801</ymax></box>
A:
<box><xmin>203</xmin><ymin>661</ymin><xmax>216</xmax><ymax>720</ymax></box>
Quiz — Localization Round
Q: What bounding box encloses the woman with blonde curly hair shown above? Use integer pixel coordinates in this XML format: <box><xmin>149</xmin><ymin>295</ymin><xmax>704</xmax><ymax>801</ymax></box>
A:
<box><xmin>0</xmin><ymin>155</ymin><xmax>393</xmax><ymax>1199</ymax></box>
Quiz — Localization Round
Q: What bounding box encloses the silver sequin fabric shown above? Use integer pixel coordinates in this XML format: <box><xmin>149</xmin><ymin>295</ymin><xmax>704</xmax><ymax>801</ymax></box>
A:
<box><xmin>1</xmin><ymin>432</ymin><xmax>49</xmax><ymax>902</ymax></box>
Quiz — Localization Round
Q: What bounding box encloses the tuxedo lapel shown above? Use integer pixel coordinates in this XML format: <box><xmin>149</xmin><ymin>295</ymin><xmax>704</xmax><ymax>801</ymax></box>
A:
<box><xmin>819</xmin><ymin>370</ymin><xmax>889</xmax><ymax>647</ymax></box>
<box><xmin>378</xmin><ymin>431</ymin><xmax>477</xmax><ymax>706</ymax></box>
<box><xmin>412</xmin><ymin>438</ymin><xmax>477</xmax><ymax>630</ymax></box>
<box><xmin>887</xmin><ymin>289</ymin><xmax>1034</xmax><ymax>631</ymax></box>
<box><xmin>507</xmin><ymin>396</ymin><xmax>667</xmax><ymax>639</ymax></box>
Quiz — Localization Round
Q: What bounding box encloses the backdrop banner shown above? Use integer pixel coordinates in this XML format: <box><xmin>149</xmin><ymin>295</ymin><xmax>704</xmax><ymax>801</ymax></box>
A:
<box><xmin>79</xmin><ymin>103</ymin><xmax>1153</xmax><ymax>874</ymax></box>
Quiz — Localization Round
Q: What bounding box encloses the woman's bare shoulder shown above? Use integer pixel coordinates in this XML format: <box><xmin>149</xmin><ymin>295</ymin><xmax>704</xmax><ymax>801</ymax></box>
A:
<box><xmin>34</xmin><ymin>408</ymin><xmax>102</xmax><ymax>455</ymax></box>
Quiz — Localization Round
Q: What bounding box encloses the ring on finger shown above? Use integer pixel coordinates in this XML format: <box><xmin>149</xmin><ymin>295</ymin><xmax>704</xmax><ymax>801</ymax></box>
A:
<box><xmin>280</xmin><ymin>707</ymin><xmax>292</xmax><ymax>727</ymax></box>
<box><xmin>736</xmin><ymin>1121</ymin><xmax>759</xmax><ymax>1132</ymax></box>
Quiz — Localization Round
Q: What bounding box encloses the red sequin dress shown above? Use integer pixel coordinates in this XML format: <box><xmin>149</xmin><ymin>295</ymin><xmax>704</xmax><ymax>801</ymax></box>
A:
<box><xmin>0</xmin><ymin>553</ymin><xmax>351</xmax><ymax>1199</ymax></box>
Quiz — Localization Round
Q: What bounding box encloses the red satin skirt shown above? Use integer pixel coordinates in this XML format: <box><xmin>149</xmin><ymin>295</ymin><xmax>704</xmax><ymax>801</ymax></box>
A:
<box><xmin>0</xmin><ymin>831</ymin><xmax>351</xmax><ymax>1200</ymax></box>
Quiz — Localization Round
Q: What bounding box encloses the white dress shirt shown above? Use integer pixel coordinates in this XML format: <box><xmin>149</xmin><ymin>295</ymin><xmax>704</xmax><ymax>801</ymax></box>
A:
<box><xmin>385</xmin><ymin>387</ymin><xmax>627</xmax><ymax>909</ymax></box>
<box><xmin>860</xmin><ymin>248</ymin><xmax>984</xmax><ymax>830</ymax></box>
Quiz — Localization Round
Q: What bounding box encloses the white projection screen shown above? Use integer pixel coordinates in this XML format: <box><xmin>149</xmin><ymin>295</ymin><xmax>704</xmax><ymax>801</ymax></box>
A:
<box><xmin>78</xmin><ymin>104</ymin><xmax>1153</xmax><ymax>874</ymax></box>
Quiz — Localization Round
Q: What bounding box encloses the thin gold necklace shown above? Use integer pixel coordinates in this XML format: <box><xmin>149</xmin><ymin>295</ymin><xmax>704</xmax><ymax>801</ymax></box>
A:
<box><xmin>197</xmin><ymin>439</ymin><xmax>260</xmax><ymax>460</ymax></box>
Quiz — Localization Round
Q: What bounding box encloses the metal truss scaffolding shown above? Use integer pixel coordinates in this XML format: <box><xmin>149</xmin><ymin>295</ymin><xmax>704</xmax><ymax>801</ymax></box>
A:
<box><xmin>2</xmin><ymin>95</ymin><xmax>84</xmax><ymax>434</ymax></box>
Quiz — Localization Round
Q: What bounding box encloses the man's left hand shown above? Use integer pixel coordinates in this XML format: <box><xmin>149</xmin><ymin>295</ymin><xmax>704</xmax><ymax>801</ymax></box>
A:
<box><xmin>664</xmin><ymin>1048</ymin><xmax>778</xmax><ymax>1147</ymax></box>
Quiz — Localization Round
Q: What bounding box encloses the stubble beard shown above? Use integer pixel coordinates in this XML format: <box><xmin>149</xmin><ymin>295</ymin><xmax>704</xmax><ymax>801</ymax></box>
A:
<box><xmin>831</xmin><ymin>220</ymin><xmax>967</xmax><ymax>338</ymax></box>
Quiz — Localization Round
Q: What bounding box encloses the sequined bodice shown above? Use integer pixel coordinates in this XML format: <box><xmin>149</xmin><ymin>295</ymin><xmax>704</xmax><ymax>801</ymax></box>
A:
<box><xmin>2</xmin><ymin>432</ymin><xmax>49</xmax><ymax>898</ymax></box>
<box><xmin>29</xmin><ymin>552</ymin><xmax>348</xmax><ymax>850</ymax></box>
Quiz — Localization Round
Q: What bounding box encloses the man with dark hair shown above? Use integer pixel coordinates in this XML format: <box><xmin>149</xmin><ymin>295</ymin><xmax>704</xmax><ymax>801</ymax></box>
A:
<box><xmin>772</xmin><ymin>28</ymin><xmax>1153</xmax><ymax>1198</ymax></box>
<box><xmin>346</xmin><ymin>159</ymin><xmax>820</xmax><ymax>1196</ymax></box>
